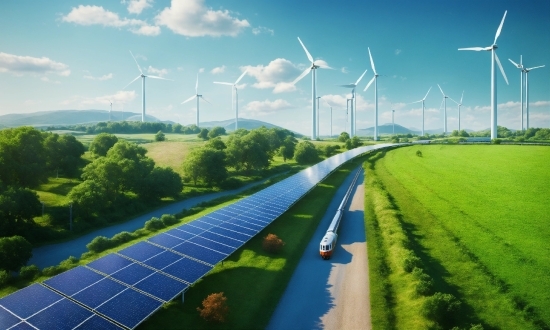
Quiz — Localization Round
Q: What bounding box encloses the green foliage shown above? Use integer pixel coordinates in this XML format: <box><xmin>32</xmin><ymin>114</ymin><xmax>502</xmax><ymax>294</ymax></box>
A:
<box><xmin>351</xmin><ymin>136</ymin><xmax>363</xmax><ymax>148</ymax></box>
<box><xmin>294</xmin><ymin>141</ymin><xmax>319</xmax><ymax>164</ymax></box>
<box><xmin>0</xmin><ymin>270</ymin><xmax>10</xmax><ymax>286</ymax></box>
<box><xmin>319</xmin><ymin>144</ymin><xmax>339</xmax><ymax>157</ymax></box>
<box><xmin>207</xmin><ymin>126</ymin><xmax>226</xmax><ymax>139</ymax></box>
<box><xmin>338</xmin><ymin>132</ymin><xmax>350</xmax><ymax>142</ymax></box>
<box><xmin>86</xmin><ymin>236</ymin><xmax>112</xmax><ymax>253</ymax></box>
<box><xmin>402</xmin><ymin>249</ymin><xmax>422</xmax><ymax>272</ymax></box>
<box><xmin>0</xmin><ymin>236</ymin><xmax>33</xmax><ymax>272</ymax></box>
<box><xmin>160</xmin><ymin>214</ymin><xmax>179</xmax><ymax>226</ymax></box>
<box><xmin>421</xmin><ymin>292</ymin><xmax>462</xmax><ymax>326</ymax></box>
<box><xmin>198</xmin><ymin>128</ymin><xmax>209</xmax><ymax>140</ymax></box>
<box><xmin>491</xmin><ymin>138</ymin><xmax>501</xmax><ymax>144</ymax></box>
<box><xmin>43</xmin><ymin>133</ymin><xmax>85</xmax><ymax>177</ymax></box>
<box><xmin>416</xmin><ymin>150</ymin><xmax>423</xmax><ymax>157</ymax></box>
<box><xmin>182</xmin><ymin>147</ymin><xmax>227</xmax><ymax>186</ymax></box>
<box><xmin>111</xmin><ymin>231</ymin><xmax>134</xmax><ymax>245</ymax></box>
<box><xmin>412</xmin><ymin>268</ymin><xmax>434</xmax><ymax>296</ymax></box>
<box><xmin>89</xmin><ymin>133</ymin><xmax>118</xmax><ymax>157</ymax></box>
<box><xmin>205</xmin><ymin>137</ymin><xmax>226</xmax><ymax>150</ymax></box>
<box><xmin>19</xmin><ymin>265</ymin><xmax>41</xmax><ymax>280</ymax></box>
<box><xmin>279</xmin><ymin>136</ymin><xmax>297</xmax><ymax>162</ymax></box>
<box><xmin>140</xmin><ymin>166</ymin><xmax>183</xmax><ymax>200</ymax></box>
<box><xmin>0</xmin><ymin>184</ymin><xmax>41</xmax><ymax>238</ymax></box>
<box><xmin>154</xmin><ymin>130</ymin><xmax>166</xmax><ymax>142</ymax></box>
<box><xmin>145</xmin><ymin>217</ymin><xmax>166</xmax><ymax>231</ymax></box>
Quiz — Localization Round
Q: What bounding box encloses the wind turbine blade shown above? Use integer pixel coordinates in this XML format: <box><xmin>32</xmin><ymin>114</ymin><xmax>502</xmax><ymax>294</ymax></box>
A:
<box><xmin>199</xmin><ymin>95</ymin><xmax>212</xmax><ymax>105</ymax></box>
<box><xmin>508</xmin><ymin>58</ymin><xmax>520</xmax><ymax>68</ymax></box>
<box><xmin>409</xmin><ymin>100</ymin><xmax>423</xmax><ymax>104</ymax></box>
<box><xmin>147</xmin><ymin>75</ymin><xmax>172</xmax><ymax>81</ymax></box>
<box><xmin>195</xmin><ymin>74</ymin><xmax>199</xmax><ymax>94</ymax></box>
<box><xmin>297</xmin><ymin>37</ymin><xmax>314</xmax><ymax>63</ymax></box>
<box><xmin>494</xmin><ymin>53</ymin><xmax>509</xmax><ymax>85</ymax></box>
<box><xmin>368</xmin><ymin>47</ymin><xmax>377</xmax><ymax>75</ymax></box>
<box><xmin>423</xmin><ymin>86</ymin><xmax>432</xmax><ymax>100</ymax></box>
<box><xmin>363</xmin><ymin>76</ymin><xmax>375</xmax><ymax>92</ymax></box>
<box><xmin>458</xmin><ymin>47</ymin><xmax>489</xmax><ymax>51</ymax></box>
<box><xmin>129</xmin><ymin>51</ymin><xmax>143</xmax><ymax>74</ymax></box>
<box><xmin>339</xmin><ymin>84</ymin><xmax>355</xmax><ymax>88</ymax></box>
<box><xmin>214</xmin><ymin>81</ymin><xmax>233</xmax><ymax>86</ymax></box>
<box><xmin>460</xmin><ymin>90</ymin><xmax>464</xmax><ymax>104</ymax></box>
<box><xmin>292</xmin><ymin>67</ymin><xmax>311</xmax><ymax>85</ymax></box>
<box><xmin>355</xmin><ymin>69</ymin><xmax>368</xmax><ymax>85</ymax></box>
<box><xmin>526</xmin><ymin>65</ymin><xmax>545</xmax><ymax>71</ymax></box>
<box><xmin>315</xmin><ymin>61</ymin><xmax>333</xmax><ymax>69</ymax></box>
<box><xmin>437</xmin><ymin>84</ymin><xmax>445</xmax><ymax>96</ymax></box>
<box><xmin>439</xmin><ymin>98</ymin><xmax>444</xmax><ymax>111</ymax></box>
<box><xmin>123</xmin><ymin>75</ymin><xmax>141</xmax><ymax>90</ymax></box>
<box><xmin>234</xmin><ymin>69</ymin><xmax>248</xmax><ymax>84</ymax></box>
<box><xmin>494</xmin><ymin>10</ymin><xmax>507</xmax><ymax>45</ymax></box>
<box><xmin>181</xmin><ymin>95</ymin><xmax>196</xmax><ymax>104</ymax></box>
<box><xmin>449</xmin><ymin>97</ymin><xmax>459</xmax><ymax>105</ymax></box>
<box><xmin>323</xmin><ymin>98</ymin><xmax>332</xmax><ymax>107</ymax></box>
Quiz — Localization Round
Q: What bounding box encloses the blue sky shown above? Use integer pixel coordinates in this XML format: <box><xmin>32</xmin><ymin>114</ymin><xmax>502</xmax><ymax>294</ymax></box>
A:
<box><xmin>0</xmin><ymin>0</ymin><xmax>549</xmax><ymax>135</ymax></box>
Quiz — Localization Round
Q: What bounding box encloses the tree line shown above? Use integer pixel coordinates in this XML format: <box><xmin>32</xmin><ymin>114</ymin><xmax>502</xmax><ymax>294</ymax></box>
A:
<box><xmin>46</xmin><ymin>121</ymin><xmax>202</xmax><ymax>135</ymax></box>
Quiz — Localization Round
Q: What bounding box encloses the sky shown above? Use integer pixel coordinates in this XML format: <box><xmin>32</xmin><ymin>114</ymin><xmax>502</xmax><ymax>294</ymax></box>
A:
<box><xmin>0</xmin><ymin>0</ymin><xmax>549</xmax><ymax>136</ymax></box>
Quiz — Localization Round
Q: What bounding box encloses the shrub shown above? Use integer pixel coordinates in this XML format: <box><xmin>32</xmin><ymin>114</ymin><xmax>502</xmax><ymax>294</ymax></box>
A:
<box><xmin>491</xmin><ymin>138</ymin><xmax>501</xmax><ymax>144</ymax></box>
<box><xmin>197</xmin><ymin>292</ymin><xmax>229</xmax><ymax>323</ymax></box>
<box><xmin>111</xmin><ymin>231</ymin><xmax>134</xmax><ymax>245</ymax></box>
<box><xmin>19</xmin><ymin>265</ymin><xmax>41</xmax><ymax>280</ymax></box>
<box><xmin>402</xmin><ymin>250</ymin><xmax>422</xmax><ymax>272</ymax></box>
<box><xmin>219</xmin><ymin>177</ymin><xmax>242</xmax><ymax>190</ymax></box>
<box><xmin>161</xmin><ymin>214</ymin><xmax>179</xmax><ymax>226</ymax></box>
<box><xmin>145</xmin><ymin>217</ymin><xmax>166</xmax><ymax>231</ymax></box>
<box><xmin>86</xmin><ymin>236</ymin><xmax>112</xmax><ymax>253</ymax></box>
<box><xmin>59</xmin><ymin>256</ymin><xmax>79</xmax><ymax>269</ymax></box>
<box><xmin>263</xmin><ymin>233</ymin><xmax>285</xmax><ymax>254</ymax></box>
<box><xmin>154</xmin><ymin>130</ymin><xmax>166</xmax><ymax>142</ymax></box>
<box><xmin>0</xmin><ymin>270</ymin><xmax>11</xmax><ymax>286</ymax></box>
<box><xmin>42</xmin><ymin>265</ymin><xmax>64</xmax><ymax>277</ymax></box>
<box><xmin>421</xmin><ymin>292</ymin><xmax>462</xmax><ymax>326</ymax></box>
<box><xmin>412</xmin><ymin>267</ymin><xmax>434</xmax><ymax>295</ymax></box>
<box><xmin>416</xmin><ymin>150</ymin><xmax>423</xmax><ymax>157</ymax></box>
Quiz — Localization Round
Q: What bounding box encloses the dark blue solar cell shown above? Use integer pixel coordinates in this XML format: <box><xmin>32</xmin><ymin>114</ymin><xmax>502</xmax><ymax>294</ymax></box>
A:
<box><xmin>200</xmin><ymin>216</ymin><xmax>224</xmax><ymax>226</ymax></box>
<box><xmin>110</xmin><ymin>263</ymin><xmax>155</xmax><ymax>286</ymax></box>
<box><xmin>164</xmin><ymin>228</ymin><xmax>195</xmax><ymax>241</ymax></box>
<box><xmin>8</xmin><ymin>322</ymin><xmax>34</xmax><ymax>330</ymax></box>
<box><xmin>242</xmin><ymin>212</ymin><xmax>271</xmax><ymax>223</ymax></box>
<box><xmin>118</xmin><ymin>241</ymin><xmax>165</xmax><ymax>262</ymax></box>
<box><xmin>72</xmin><ymin>277</ymin><xmax>126</xmax><ymax>309</ymax></box>
<box><xmin>254</xmin><ymin>206</ymin><xmax>280</xmax><ymax>217</ymax></box>
<box><xmin>231</xmin><ymin>217</ymin><xmax>263</xmax><ymax>228</ymax></box>
<box><xmin>43</xmin><ymin>266</ymin><xmax>104</xmax><ymax>297</ymax></box>
<box><xmin>200</xmin><ymin>231</ymin><xmax>242</xmax><ymax>248</ymax></box>
<box><xmin>230</xmin><ymin>202</ymin><xmax>253</xmax><ymax>211</ymax></box>
<box><xmin>96</xmin><ymin>288</ymin><xmax>163</xmax><ymax>330</ymax></box>
<box><xmin>188</xmin><ymin>219</ymin><xmax>213</xmax><ymax>230</ymax></box>
<box><xmin>206</xmin><ymin>212</ymin><xmax>232</xmax><ymax>222</ymax></box>
<box><xmin>162</xmin><ymin>257</ymin><xmax>213</xmax><ymax>283</ymax></box>
<box><xmin>74</xmin><ymin>315</ymin><xmax>123</xmax><ymax>330</ymax></box>
<box><xmin>189</xmin><ymin>236</ymin><xmax>235</xmax><ymax>254</ymax></box>
<box><xmin>216</xmin><ymin>208</ymin><xmax>238</xmax><ymax>217</ymax></box>
<box><xmin>224</xmin><ymin>204</ymin><xmax>248</xmax><ymax>213</ymax></box>
<box><xmin>87</xmin><ymin>254</ymin><xmax>133</xmax><ymax>276</ymax></box>
<box><xmin>0</xmin><ymin>306</ymin><xmax>20</xmax><ymax>329</ymax></box>
<box><xmin>148</xmin><ymin>232</ymin><xmax>184</xmax><ymax>249</ymax></box>
<box><xmin>27</xmin><ymin>298</ymin><xmax>93</xmax><ymax>330</ymax></box>
<box><xmin>143</xmin><ymin>250</ymin><xmax>181</xmax><ymax>271</ymax></box>
<box><xmin>0</xmin><ymin>284</ymin><xmax>62</xmax><ymax>319</ymax></box>
<box><xmin>172</xmin><ymin>242</ymin><xmax>226</xmax><ymax>265</ymax></box>
<box><xmin>209</xmin><ymin>226</ymin><xmax>250</xmax><ymax>242</ymax></box>
<box><xmin>134</xmin><ymin>272</ymin><xmax>188</xmax><ymax>302</ymax></box>
<box><xmin>177</xmin><ymin>223</ymin><xmax>204</xmax><ymax>235</ymax></box>
<box><xmin>219</xmin><ymin>222</ymin><xmax>258</xmax><ymax>236</ymax></box>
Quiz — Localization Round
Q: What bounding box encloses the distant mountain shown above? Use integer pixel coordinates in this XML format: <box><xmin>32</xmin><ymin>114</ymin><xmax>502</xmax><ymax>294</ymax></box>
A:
<box><xmin>357</xmin><ymin>123</ymin><xmax>418</xmax><ymax>136</ymax></box>
<box><xmin>200</xmin><ymin>118</ymin><xmax>301</xmax><ymax>135</ymax></box>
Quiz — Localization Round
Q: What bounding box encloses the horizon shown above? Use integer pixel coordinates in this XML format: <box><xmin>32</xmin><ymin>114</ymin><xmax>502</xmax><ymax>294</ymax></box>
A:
<box><xmin>0</xmin><ymin>0</ymin><xmax>549</xmax><ymax>136</ymax></box>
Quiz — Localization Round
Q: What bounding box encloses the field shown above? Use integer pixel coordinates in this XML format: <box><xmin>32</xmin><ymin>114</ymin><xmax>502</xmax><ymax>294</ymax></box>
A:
<box><xmin>365</xmin><ymin>145</ymin><xmax>550</xmax><ymax>329</ymax></box>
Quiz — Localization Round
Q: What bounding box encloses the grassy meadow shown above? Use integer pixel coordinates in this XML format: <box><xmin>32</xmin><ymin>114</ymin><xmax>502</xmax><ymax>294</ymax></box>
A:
<box><xmin>365</xmin><ymin>145</ymin><xmax>550</xmax><ymax>329</ymax></box>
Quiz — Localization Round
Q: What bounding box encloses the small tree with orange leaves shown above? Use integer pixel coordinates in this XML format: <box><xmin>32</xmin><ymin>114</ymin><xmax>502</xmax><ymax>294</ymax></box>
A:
<box><xmin>197</xmin><ymin>292</ymin><xmax>229</xmax><ymax>323</ymax></box>
<box><xmin>263</xmin><ymin>233</ymin><xmax>285</xmax><ymax>254</ymax></box>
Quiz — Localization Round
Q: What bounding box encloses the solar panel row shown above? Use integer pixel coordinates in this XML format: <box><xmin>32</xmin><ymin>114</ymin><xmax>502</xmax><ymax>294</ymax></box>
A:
<box><xmin>0</xmin><ymin>144</ymin><xmax>392</xmax><ymax>330</ymax></box>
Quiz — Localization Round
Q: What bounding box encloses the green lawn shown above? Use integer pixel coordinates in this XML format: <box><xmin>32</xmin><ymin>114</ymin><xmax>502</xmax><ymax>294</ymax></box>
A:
<box><xmin>365</xmin><ymin>145</ymin><xmax>550</xmax><ymax>329</ymax></box>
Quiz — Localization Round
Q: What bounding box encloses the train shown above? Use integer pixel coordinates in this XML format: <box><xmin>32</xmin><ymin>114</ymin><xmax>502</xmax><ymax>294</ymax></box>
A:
<box><xmin>319</xmin><ymin>168</ymin><xmax>362</xmax><ymax>260</ymax></box>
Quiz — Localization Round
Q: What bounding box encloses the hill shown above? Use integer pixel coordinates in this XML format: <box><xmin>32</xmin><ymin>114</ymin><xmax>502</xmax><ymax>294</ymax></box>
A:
<box><xmin>357</xmin><ymin>123</ymin><xmax>419</xmax><ymax>136</ymax></box>
<box><xmin>200</xmin><ymin>118</ymin><xmax>301</xmax><ymax>135</ymax></box>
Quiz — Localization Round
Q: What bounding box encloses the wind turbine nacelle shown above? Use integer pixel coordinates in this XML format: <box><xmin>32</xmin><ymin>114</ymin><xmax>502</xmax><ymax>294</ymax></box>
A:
<box><xmin>490</xmin><ymin>44</ymin><xmax>498</xmax><ymax>50</ymax></box>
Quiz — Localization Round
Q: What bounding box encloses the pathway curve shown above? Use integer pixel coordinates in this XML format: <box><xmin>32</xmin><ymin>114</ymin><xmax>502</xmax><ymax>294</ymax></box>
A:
<box><xmin>266</xmin><ymin>166</ymin><xmax>371</xmax><ymax>330</ymax></box>
<box><xmin>30</xmin><ymin>177</ymin><xmax>276</xmax><ymax>269</ymax></box>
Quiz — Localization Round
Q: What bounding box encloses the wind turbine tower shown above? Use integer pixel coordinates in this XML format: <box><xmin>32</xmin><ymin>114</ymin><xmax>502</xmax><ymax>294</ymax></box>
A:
<box><xmin>339</xmin><ymin>69</ymin><xmax>367</xmax><ymax>137</ymax></box>
<box><xmin>214</xmin><ymin>70</ymin><xmax>248</xmax><ymax>131</ymax></box>
<box><xmin>109</xmin><ymin>101</ymin><xmax>112</xmax><ymax>122</ymax></box>
<box><xmin>364</xmin><ymin>48</ymin><xmax>380</xmax><ymax>141</ymax></box>
<box><xmin>450</xmin><ymin>91</ymin><xmax>464</xmax><ymax>131</ymax></box>
<box><xmin>182</xmin><ymin>73</ymin><xmax>211</xmax><ymax>127</ymax></box>
<box><xmin>409</xmin><ymin>87</ymin><xmax>431</xmax><ymax>137</ymax></box>
<box><xmin>291</xmin><ymin>37</ymin><xmax>331</xmax><ymax>140</ymax></box>
<box><xmin>124</xmin><ymin>51</ymin><xmax>171</xmax><ymax>122</ymax></box>
<box><xmin>459</xmin><ymin>11</ymin><xmax>509</xmax><ymax>139</ymax></box>
<box><xmin>509</xmin><ymin>56</ymin><xmax>526</xmax><ymax>130</ymax></box>
<box><xmin>524</xmin><ymin>64</ymin><xmax>545</xmax><ymax>129</ymax></box>
<box><xmin>438</xmin><ymin>84</ymin><xmax>449</xmax><ymax>135</ymax></box>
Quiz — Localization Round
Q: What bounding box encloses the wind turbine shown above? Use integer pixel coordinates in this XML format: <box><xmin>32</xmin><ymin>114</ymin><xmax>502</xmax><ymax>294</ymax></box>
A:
<box><xmin>459</xmin><ymin>11</ymin><xmax>509</xmax><ymax>139</ymax></box>
<box><xmin>109</xmin><ymin>100</ymin><xmax>112</xmax><ymax>122</ymax></box>
<box><xmin>438</xmin><ymin>84</ymin><xmax>449</xmax><ymax>135</ymax></box>
<box><xmin>449</xmin><ymin>91</ymin><xmax>464</xmax><ymax>131</ymax></box>
<box><xmin>339</xmin><ymin>69</ymin><xmax>368</xmax><ymax>137</ymax></box>
<box><xmin>123</xmin><ymin>51</ymin><xmax>172</xmax><ymax>123</ymax></box>
<box><xmin>409</xmin><ymin>87</ymin><xmax>431</xmax><ymax>137</ymax></box>
<box><xmin>182</xmin><ymin>73</ymin><xmax>211</xmax><ymax>127</ymax></box>
<box><xmin>214</xmin><ymin>69</ymin><xmax>248</xmax><ymax>131</ymax></box>
<box><xmin>291</xmin><ymin>37</ymin><xmax>331</xmax><ymax>140</ymax></box>
<box><xmin>509</xmin><ymin>56</ymin><xmax>526</xmax><ymax>130</ymax></box>
<box><xmin>364</xmin><ymin>48</ymin><xmax>381</xmax><ymax>141</ymax></box>
<box><xmin>524</xmin><ymin>64</ymin><xmax>545</xmax><ymax>129</ymax></box>
<box><xmin>322</xmin><ymin>98</ymin><xmax>333</xmax><ymax>138</ymax></box>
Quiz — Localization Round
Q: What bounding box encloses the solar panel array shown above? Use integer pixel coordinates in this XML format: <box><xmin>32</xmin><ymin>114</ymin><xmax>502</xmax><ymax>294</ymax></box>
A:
<box><xmin>0</xmin><ymin>144</ymin><xmax>391</xmax><ymax>330</ymax></box>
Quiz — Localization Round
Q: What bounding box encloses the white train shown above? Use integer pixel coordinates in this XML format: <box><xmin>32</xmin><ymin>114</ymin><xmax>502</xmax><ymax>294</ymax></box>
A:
<box><xmin>320</xmin><ymin>168</ymin><xmax>363</xmax><ymax>260</ymax></box>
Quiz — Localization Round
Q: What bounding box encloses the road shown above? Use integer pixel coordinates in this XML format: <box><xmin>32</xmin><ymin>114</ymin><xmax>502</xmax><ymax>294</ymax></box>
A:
<box><xmin>29</xmin><ymin>177</ymin><xmax>276</xmax><ymax>269</ymax></box>
<box><xmin>266</xmin><ymin>166</ymin><xmax>371</xmax><ymax>330</ymax></box>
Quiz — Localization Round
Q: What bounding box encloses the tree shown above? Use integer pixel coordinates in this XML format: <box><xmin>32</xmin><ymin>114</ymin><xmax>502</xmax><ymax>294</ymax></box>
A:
<box><xmin>182</xmin><ymin>148</ymin><xmax>227</xmax><ymax>186</ymax></box>
<box><xmin>198</xmin><ymin>128</ymin><xmax>209</xmax><ymax>140</ymax></box>
<box><xmin>140</xmin><ymin>167</ymin><xmax>183</xmax><ymax>200</ymax></box>
<box><xmin>89</xmin><ymin>133</ymin><xmax>118</xmax><ymax>157</ymax></box>
<box><xmin>0</xmin><ymin>236</ymin><xmax>33</xmax><ymax>272</ymax></box>
<box><xmin>208</xmin><ymin>126</ymin><xmax>226</xmax><ymax>139</ymax></box>
<box><xmin>43</xmin><ymin>133</ymin><xmax>85</xmax><ymax>177</ymax></box>
<box><xmin>205</xmin><ymin>137</ymin><xmax>226</xmax><ymax>150</ymax></box>
<box><xmin>279</xmin><ymin>136</ymin><xmax>297</xmax><ymax>162</ymax></box>
<box><xmin>0</xmin><ymin>184</ymin><xmax>41</xmax><ymax>238</ymax></box>
<box><xmin>68</xmin><ymin>180</ymin><xmax>111</xmax><ymax>215</ymax></box>
<box><xmin>351</xmin><ymin>136</ymin><xmax>363</xmax><ymax>148</ymax></box>
<box><xmin>294</xmin><ymin>141</ymin><xmax>319</xmax><ymax>164</ymax></box>
<box><xmin>263</xmin><ymin>233</ymin><xmax>285</xmax><ymax>254</ymax></box>
<box><xmin>197</xmin><ymin>292</ymin><xmax>229</xmax><ymax>323</ymax></box>
<box><xmin>154</xmin><ymin>130</ymin><xmax>166</xmax><ymax>142</ymax></box>
<box><xmin>172</xmin><ymin>123</ymin><xmax>184</xmax><ymax>134</ymax></box>
<box><xmin>225</xmin><ymin>130</ymin><xmax>271</xmax><ymax>172</ymax></box>
<box><xmin>338</xmin><ymin>132</ymin><xmax>350</xmax><ymax>142</ymax></box>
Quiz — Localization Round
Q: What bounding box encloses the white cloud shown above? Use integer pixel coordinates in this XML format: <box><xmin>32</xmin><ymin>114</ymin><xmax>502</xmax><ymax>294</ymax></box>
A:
<box><xmin>123</xmin><ymin>0</ymin><xmax>154</xmax><ymax>14</ymax></box>
<box><xmin>147</xmin><ymin>66</ymin><xmax>168</xmax><ymax>77</ymax></box>
<box><xmin>244</xmin><ymin>99</ymin><xmax>292</xmax><ymax>116</ymax></box>
<box><xmin>62</xmin><ymin>5</ymin><xmax>160</xmax><ymax>36</ymax></box>
<box><xmin>341</xmin><ymin>67</ymin><xmax>349</xmax><ymax>74</ymax></box>
<box><xmin>134</xmin><ymin>54</ymin><xmax>147</xmax><ymax>61</ymax></box>
<box><xmin>41</xmin><ymin>77</ymin><xmax>61</xmax><ymax>84</ymax></box>
<box><xmin>83</xmin><ymin>73</ymin><xmax>113</xmax><ymax>81</ymax></box>
<box><xmin>252</xmin><ymin>26</ymin><xmax>274</xmax><ymax>36</ymax></box>
<box><xmin>395</xmin><ymin>49</ymin><xmax>402</xmax><ymax>55</ymax></box>
<box><xmin>62</xmin><ymin>90</ymin><xmax>137</xmax><ymax>107</ymax></box>
<box><xmin>242</xmin><ymin>58</ymin><xmax>302</xmax><ymax>93</ymax></box>
<box><xmin>211</xmin><ymin>65</ymin><xmax>226</xmax><ymax>74</ymax></box>
<box><xmin>0</xmin><ymin>52</ymin><xmax>70</xmax><ymax>77</ymax></box>
<box><xmin>198</xmin><ymin>68</ymin><xmax>205</xmax><ymax>73</ymax></box>
<box><xmin>155</xmin><ymin>0</ymin><xmax>250</xmax><ymax>37</ymax></box>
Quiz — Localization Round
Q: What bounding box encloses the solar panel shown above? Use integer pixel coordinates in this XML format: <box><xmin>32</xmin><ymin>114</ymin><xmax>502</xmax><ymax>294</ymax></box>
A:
<box><xmin>142</xmin><ymin>250</ymin><xmax>182</xmax><ymax>271</ymax></box>
<box><xmin>8</xmin><ymin>321</ymin><xmax>34</xmax><ymax>330</ymax></box>
<box><xmin>208</xmin><ymin>226</ymin><xmax>250</xmax><ymax>242</ymax></box>
<box><xmin>177</xmin><ymin>223</ymin><xmax>204</xmax><ymax>235</ymax></box>
<box><xmin>110</xmin><ymin>263</ymin><xmax>155</xmax><ymax>286</ymax></box>
<box><xmin>172</xmin><ymin>242</ymin><xmax>227</xmax><ymax>265</ymax></box>
<box><xmin>199</xmin><ymin>231</ymin><xmax>243</xmax><ymax>248</ymax></box>
<box><xmin>72</xmin><ymin>277</ymin><xmax>126</xmax><ymax>309</ymax></box>
<box><xmin>218</xmin><ymin>222</ymin><xmax>258</xmax><ymax>236</ymax></box>
<box><xmin>0</xmin><ymin>284</ymin><xmax>62</xmax><ymax>319</ymax></box>
<box><xmin>188</xmin><ymin>219</ymin><xmax>214</xmax><ymax>230</ymax></box>
<box><xmin>205</xmin><ymin>212</ymin><xmax>232</xmax><ymax>222</ymax></box>
<box><xmin>133</xmin><ymin>272</ymin><xmax>188</xmax><ymax>302</ymax></box>
<box><xmin>161</xmin><ymin>257</ymin><xmax>213</xmax><ymax>283</ymax></box>
<box><xmin>43</xmin><ymin>266</ymin><xmax>104</xmax><ymax>296</ymax></box>
<box><xmin>189</xmin><ymin>236</ymin><xmax>236</xmax><ymax>255</ymax></box>
<box><xmin>228</xmin><ymin>218</ymin><xmax>264</xmax><ymax>230</ymax></box>
<box><xmin>0</xmin><ymin>306</ymin><xmax>20</xmax><ymax>329</ymax></box>
<box><xmin>74</xmin><ymin>315</ymin><xmax>123</xmax><ymax>330</ymax></box>
<box><xmin>200</xmin><ymin>216</ymin><xmax>225</xmax><ymax>226</ymax></box>
<box><xmin>87</xmin><ymin>254</ymin><xmax>133</xmax><ymax>276</ymax></box>
<box><xmin>147</xmin><ymin>232</ymin><xmax>185</xmax><ymax>249</ymax></box>
<box><xmin>118</xmin><ymin>241</ymin><xmax>165</xmax><ymax>262</ymax></box>
<box><xmin>26</xmin><ymin>298</ymin><xmax>94</xmax><ymax>330</ymax></box>
<box><xmin>164</xmin><ymin>228</ymin><xmax>196</xmax><ymax>241</ymax></box>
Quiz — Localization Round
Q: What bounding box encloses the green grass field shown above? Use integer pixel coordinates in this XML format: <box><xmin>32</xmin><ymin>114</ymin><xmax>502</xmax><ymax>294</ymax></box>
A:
<box><xmin>365</xmin><ymin>145</ymin><xmax>550</xmax><ymax>329</ymax></box>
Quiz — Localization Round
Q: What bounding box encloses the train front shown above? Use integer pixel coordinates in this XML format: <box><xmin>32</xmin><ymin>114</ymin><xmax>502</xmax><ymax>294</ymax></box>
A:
<box><xmin>319</xmin><ymin>232</ymin><xmax>337</xmax><ymax>260</ymax></box>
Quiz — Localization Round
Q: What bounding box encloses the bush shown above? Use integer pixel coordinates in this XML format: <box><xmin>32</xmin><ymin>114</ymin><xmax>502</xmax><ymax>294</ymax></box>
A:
<box><xmin>0</xmin><ymin>270</ymin><xmax>11</xmax><ymax>286</ymax></box>
<box><xmin>197</xmin><ymin>292</ymin><xmax>229</xmax><ymax>323</ymax></box>
<box><xmin>219</xmin><ymin>177</ymin><xmax>243</xmax><ymax>190</ymax></box>
<box><xmin>42</xmin><ymin>265</ymin><xmax>65</xmax><ymax>277</ymax></box>
<box><xmin>491</xmin><ymin>138</ymin><xmax>501</xmax><ymax>144</ymax></box>
<box><xmin>145</xmin><ymin>217</ymin><xmax>165</xmax><ymax>231</ymax></box>
<box><xmin>294</xmin><ymin>141</ymin><xmax>319</xmax><ymax>164</ymax></box>
<box><xmin>154</xmin><ymin>130</ymin><xmax>166</xmax><ymax>142</ymax></box>
<box><xmin>412</xmin><ymin>268</ymin><xmax>434</xmax><ymax>295</ymax></box>
<box><xmin>19</xmin><ymin>265</ymin><xmax>41</xmax><ymax>280</ymax></box>
<box><xmin>263</xmin><ymin>233</ymin><xmax>285</xmax><ymax>254</ymax></box>
<box><xmin>402</xmin><ymin>250</ymin><xmax>422</xmax><ymax>272</ymax></box>
<box><xmin>421</xmin><ymin>292</ymin><xmax>462</xmax><ymax>326</ymax></box>
<box><xmin>86</xmin><ymin>236</ymin><xmax>113</xmax><ymax>253</ymax></box>
<box><xmin>416</xmin><ymin>150</ymin><xmax>423</xmax><ymax>157</ymax></box>
<box><xmin>161</xmin><ymin>214</ymin><xmax>179</xmax><ymax>226</ymax></box>
<box><xmin>111</xmin><ymin>231</ymin><xmax>134</xmax><ymax>245</ymax></box>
